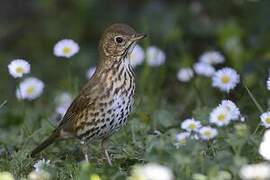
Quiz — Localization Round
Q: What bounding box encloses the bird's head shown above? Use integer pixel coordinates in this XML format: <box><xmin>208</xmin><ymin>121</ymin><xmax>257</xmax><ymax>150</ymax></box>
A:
<box><xmin>99</xmin><ymin>23</ymin><xmax>146</xmax><ymax>61</ymax></box>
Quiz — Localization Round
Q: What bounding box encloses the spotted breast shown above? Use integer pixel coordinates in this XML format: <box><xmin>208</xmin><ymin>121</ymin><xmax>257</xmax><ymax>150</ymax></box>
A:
<box><xmin>76</xmin><ymin>58</ymin><xmax>135</xmax><ymax>142</ymax></box>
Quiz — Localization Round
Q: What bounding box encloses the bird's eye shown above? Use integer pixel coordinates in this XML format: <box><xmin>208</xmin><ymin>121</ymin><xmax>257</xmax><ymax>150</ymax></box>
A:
<box><xmin>115</xmin><ymin>36</ymin><xmax>124</xmax><ymax>44</ymax></box>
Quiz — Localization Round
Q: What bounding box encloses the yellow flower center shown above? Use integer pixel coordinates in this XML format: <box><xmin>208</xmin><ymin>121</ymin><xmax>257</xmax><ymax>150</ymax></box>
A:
<box><xmin>15</xmin><ymin>67</ymin><xmax>24</xmax><ymax>74</ymax></box>
<box><xmin>127</xmin><ymin>175</ymin><xmax>145</xmax><ymax>180</ymax></box>
<box><xmin>0</xmin><ymin>172</ymin><xmax>14</xmax><ymax>180</ymax></box>
<box><xmin>203</xmin><ymin>131</ymin><xmax>212</xmax><ymax>137</ymax></box>
<box><xmin>266</xmin><ymin>117</ymin><xmax>270</xmax><ymax>124</ymax></box>
<box><xmin>179</xmin><ymin>139</ymin><xmax>187</xmax><ymax>145</ymax></box>
<box><xmin>90</xmin><ymin>174</ymin><xmax>101</xmax><ymax>180</ymax></box>
<box><xmin>217</xmin><ymin>113</ymin><xmax>226</xmax><ymax>122</ymax></box>
<box><xmin>62</xmin><ymin>47</ymin><xmax>71</xmax><ymax>55</ymax></box>
<box><xmin>26</xmin><ymin>86</ymin><xmax>35</xmax><ymax>94</ymax></box>
<box><xmin>188</xmin><ymin>123</ymin><xmax>196</xmax><ymax>130</ymax></box>
<box><xmin>221</xmin><ymin>75</ymin><xmax>230</xmax><ymax>84</ymax></box>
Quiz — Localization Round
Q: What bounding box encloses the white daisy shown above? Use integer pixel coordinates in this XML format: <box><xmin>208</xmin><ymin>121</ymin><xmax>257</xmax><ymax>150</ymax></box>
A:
<box><xmin>0</xmin><ymin>172</ymin><xmax>14</xmax><ymax>180</ymax></box>
<box><xmin>128</xmin><ymin>163</ymin><xmax>174</xmax><ymax>180</ymax></box>
<box><xmin>177</xmin><ymin>68</ymin><xmax>194</xmax><ymax>82</ymax></box>
<box><xmin>55</xmin><ymin>92</ymin><xmax>73</xmax><ymax>106</ymax></box>
<box><xmin>8</xmin><ymin>59</ymin><xmax>30</xmax><ymax>78</ymax></box>
<box><xmin>267</xmin><ymin>76</ymin><xmax>270</xmax><ymax>91</ymax></box>
<box><xmin>129</xmin><ymin>45</ymin><xmax>145</xmax><ymax>67</ymax></box>
<box><xmin>239</xmin><ymin>163</ymin><xmax>270</xmax><ymax>180</ymax></box>
<box><xmin>55</xmin><ymin>92</ymin><xmax>73</xmax><ymax>117</ymax></box>
<box><xmin>220</xmin><ymin>100</ymin><xmax>241</xmax><ymax>120</ymax></box>
<box><xmin>192</xmin><ymin>173</ymin><xmax>207</xmax><ymax>180</ymax></box>
<box><xmin>260</xmin><ymin>112</ymin><xmax>270</xmax><ymax>128</ymax></box>
<box><xmin>56</xmin><ymin>106</ymin><xmax>69</xmax><ymax>119</ymax></box>
<box><xmin>33</xmin><ymin>159</ymin><xmax>50</xmax><ymax>172</ymax></box>
<box><xmin>146</xmin><ymin>46</ymin><xmax>166</xmax><ymax>67</ymax></box>
<box><xmin>16</xmin><ymin>77</ymin><xmax>44</xmax><ymax>100</ymax></box>
<box><xmin>90</xmin><ymin>174</ymin><xmax>101</xmax><ymax>180</ymax></box>
<box><xmin>181</xmin><ymin>118</ymin><xmax>201</xmax><ymax>132</ymax></box>
<box><xmin>210</xmin><ymin>105</ymin><xmax>232</xmax><ymax>126</ymax></box>
<box><xmin>28</xmin><ymin>170</ymin><xmax>51</xmax><ymax>180</ymax></box>
<box><xmin>198</xmin><ymin>126</ymin><xmax>218</xmax><ymax>140</ymax></box>
<box><xmin>259</xmin><ymin>141</ymin><xmax>270</xmax><ymax>161</ymax></box>
<box><xmin>199</xmin><ymin>51</ymin><xmax>225</xmax><ymax>65</ymax></box>
<box><xmin>212</xmin><ymin>67</ymin><xmax>240</xmax><ymax>93</ymax></box>
<box><xmin>86</xmin><ymin>66</ymin><xmax>96</xmax><ymax>79</ymax></box>
<box><xmin>264</xmin><ymin>130</ymin><xmax>270</xmax><ymax>140</ymax></box>
<box><xmin>175</xmin><ymin>132</ymin><xmax>190</xmax><ymax>148</ymax></box>
<box><xmin>193</xmin><ymin>62</ymin><xmax>215</xmax><ymax>77</ymax></box>
<box><xmin>216</xmin><ymin>171</ymin><xmax>232</xmax><ymax>180</ymax></box>
<box><xmin>259</xmin><ymin>130</ymin><xmax>270</xmax><ymax>161</ymax></box>
<box><xmin>53</xmin><ymin>39</ymin><xmax>79</xmax><ymax>58</ymax></box>
<box><xmin>240</xmin><ymin>116</ymin><xmax>246</xmax><ymax>122</ymax></box>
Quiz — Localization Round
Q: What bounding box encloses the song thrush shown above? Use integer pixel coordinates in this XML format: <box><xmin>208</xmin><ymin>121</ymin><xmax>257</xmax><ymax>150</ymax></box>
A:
<box><xmin>30</xmin><ymin>23</ymin><xmax>146</xmax><ymax>165</ymax></box>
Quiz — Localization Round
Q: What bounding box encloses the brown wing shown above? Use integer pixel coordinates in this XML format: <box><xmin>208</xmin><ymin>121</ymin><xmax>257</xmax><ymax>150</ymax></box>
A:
<box><xmin>31</xmin><ymin>81</ymin><xmax>99</xmax><ymax>156</ymax></box>
<box><xmin>57</xmin><ymin>76</ymin><xmax>104</xmax><ymax>135</ymax></box>
<box><xmin>58</xmin><ymin>93</ymin><xmax>90</xmax><ymax>133</ymax></box>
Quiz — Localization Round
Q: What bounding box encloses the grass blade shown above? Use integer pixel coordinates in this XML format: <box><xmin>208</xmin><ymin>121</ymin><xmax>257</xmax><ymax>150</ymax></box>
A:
<box><xmin>0</xmin><ymin>100</ymin><xmax>7</xmax><ymax>109</ymax></box>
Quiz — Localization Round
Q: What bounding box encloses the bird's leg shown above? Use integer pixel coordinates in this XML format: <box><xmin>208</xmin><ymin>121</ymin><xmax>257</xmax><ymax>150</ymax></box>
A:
<box><xmin>80</xmin><ymin>141</ymin><xmax>89</xmax><ymax>163</ymax></box>
<box><xmin>101</xmin><ymin>138</ymin><xmax>112</xmax><ymax>166</ymax></box>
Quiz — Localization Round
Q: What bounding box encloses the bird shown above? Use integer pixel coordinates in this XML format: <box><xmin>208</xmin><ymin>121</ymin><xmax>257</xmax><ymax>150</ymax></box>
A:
<box><xmin>30</xmin><ymin>23</ymin><xmax>146</xmax><ymax>165</ymax></box>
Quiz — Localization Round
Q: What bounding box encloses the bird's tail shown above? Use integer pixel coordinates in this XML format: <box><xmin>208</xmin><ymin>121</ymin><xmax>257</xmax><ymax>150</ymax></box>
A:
<box><xmin>30</xmin><ymin>129</ymin><xmax>60</xmax><ymax>157</ymax></box>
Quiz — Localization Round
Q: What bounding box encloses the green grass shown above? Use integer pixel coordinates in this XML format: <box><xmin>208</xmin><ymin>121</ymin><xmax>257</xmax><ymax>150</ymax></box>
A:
<box><xmin>0</xmin><ymin>76</ymin><xmax>268</xmax><ymax>179</ymax></box>
<box><xmin>1</xmin><ymin>0</ymin><xmax>270</xmax><ymax>179</ymax></box>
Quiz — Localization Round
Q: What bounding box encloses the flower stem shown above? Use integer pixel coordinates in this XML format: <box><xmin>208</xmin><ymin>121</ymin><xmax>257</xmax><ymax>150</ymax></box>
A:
<box><xmin>244</xmin><ymin>84</ymin><xmax>264</xmax><ymax>135</ymax></box>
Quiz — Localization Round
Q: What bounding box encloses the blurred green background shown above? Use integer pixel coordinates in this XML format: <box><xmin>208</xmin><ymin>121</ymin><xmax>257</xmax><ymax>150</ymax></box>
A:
<box><xmin>1</xmin><ymin>0</ymin><xmax>270</xmax><ymax>127</ymax></box>
<box><xmin>1</xmin><ymin>0</ymin><xmax>270</xmax><ymax>99</ymax></box>
<box><xmin>1</xmin><ymin>0</ymin><xmax>270</xmax><ymax>179</ymax></box>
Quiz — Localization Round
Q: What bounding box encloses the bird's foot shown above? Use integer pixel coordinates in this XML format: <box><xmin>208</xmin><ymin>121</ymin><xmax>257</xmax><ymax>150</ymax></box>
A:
<box><xmin>102</xmin><ymin>138</ymin><xmax>113</xmax><ymax>166</ymax></box>
<box><xmin>104</xmin><ymin>148</ymin><xmax>112</xmax><ymax>166</ymax></box>
<box><xmin>84</xmin><ymin>153</ymin><xmax>89</xmax><ymax>163</ymax></box>
<box><xmin>80</xmin><ymin>141</ymin><xmax>90</xmax><ymax>163</ymax></box>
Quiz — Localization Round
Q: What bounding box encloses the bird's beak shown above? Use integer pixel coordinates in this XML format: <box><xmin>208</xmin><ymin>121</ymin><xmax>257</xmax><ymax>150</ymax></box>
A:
<box><xmin>131</xmin><ymin>33</ymin><xmax>147</xmax><ymax>41</ymax></box>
